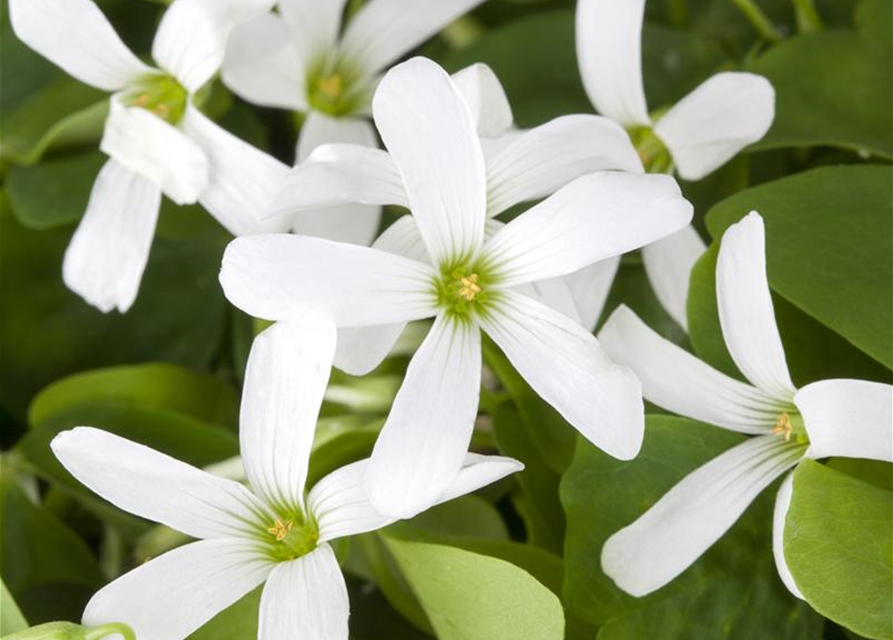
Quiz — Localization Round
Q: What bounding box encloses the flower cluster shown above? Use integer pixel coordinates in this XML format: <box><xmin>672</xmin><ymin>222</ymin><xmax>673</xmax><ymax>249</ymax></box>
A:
<box><xmin>7</xmin><ymin>0</ymin><xmax>891</xmax><ymax>638</ymax></box>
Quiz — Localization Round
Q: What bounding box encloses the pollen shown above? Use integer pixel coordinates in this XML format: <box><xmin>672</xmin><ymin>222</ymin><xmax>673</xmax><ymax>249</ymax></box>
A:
<box><xmin>267</xmin><ymin>519</ymin><xmax>293</xmax><ymax>541</ymax></box>
<box><xmin>458</xmin><ymin>274</ymin><xmax>482</xmax><ymax>301</ymax></box>
<box><xmin>318</xmin><ymin>74</ymin><xmax>343</xmax><ymax>99</ymax></box>
<box><xmin>773</xmin><ymin>412</ymin><xmax>793</xmax><ymax>441</ymax></box>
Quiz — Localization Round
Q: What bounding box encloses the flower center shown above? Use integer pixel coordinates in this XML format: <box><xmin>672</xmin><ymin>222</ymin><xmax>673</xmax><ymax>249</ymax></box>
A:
<box><xmin>264</xmin><ymin>515</ymin><xmax>319</xmax><ymax>562</ymax></box>
<box><xmin>123</xmin><ymin>73</ymin><xmax>188</xmax><ymax>125</ymax></box>
<box><xmin>306</xmin><ymin>58</ymin><xmax>369</xmax><ymax>117</ymax></box>
<box><xmin>628</xmin><ymin>125</ymin><xmax>673</xmax><ymax>174</ymax></box>
<box><xmin>773</xmin><ymin>411</ymin><xmax>808</xmax><ymax>444</ymax></box>
<box><xmin>434</xmin><ymin>265</ymin><xmax>494</xmax><ymax>320</ymax></box>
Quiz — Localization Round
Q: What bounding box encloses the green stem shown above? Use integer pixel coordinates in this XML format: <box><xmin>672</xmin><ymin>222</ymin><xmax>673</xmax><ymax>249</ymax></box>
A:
<box><xmin>791</xmin><ymin>0</ymin><xmax>824</xmax><ymax>33</ymax></box>
<box><xmin>729</xmin><ymin>0</ymin><xmax>783</xmax><ymax>43</ymax></box>
<box><xmin>84</xmin><ymin>623</ymin><xmax>136</xmax><ymax>640</ymax></box>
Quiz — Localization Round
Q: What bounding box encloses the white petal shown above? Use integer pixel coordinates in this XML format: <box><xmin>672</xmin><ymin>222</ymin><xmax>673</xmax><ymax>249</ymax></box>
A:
<box><xmin>240</xmin><ymin>323</ymin><xmax>335</xmax><ymax>513</ymax></box>
<box><xmin>435</xmin><ymin>452</ymin><xmax>524</xmax><ymax>505</ymax></box>
<box><xmin>564</xmin><ymin>257</ymin><xmax>621</xmax><ymax>332</ymax></box>
<box><xmin>372</xmin><ymin>57</ymin><xmax>486</xmax><ymax>266</ymax></box>
<box><xmin>62</xmin><ymin>160</ymin><xmax>160</xmax><ymax>314</ymax></box>
<box><xmin>483</xmin><ymin>172</ymin><xmax>692</xmax><ymax>286</ymax></box>
<box><xmin>366</xmin><ymin>315</ymin><xmax>482</xmax><ymax>518</ymax></box>
<box><xmin>85</xmin><ymin>539</ymin><xmax>272</xmax><ymax>640</ymax></box>
<box><xmin>654</xmin><ymin>72</ymin><xmax>775</xmax><ymax>181</ymax></box>
<box><xmin>333</xmin><ymin>216</ymin><xmax>429</xmax><ymax>375</ymax></box>
<box><xmin>641</xmin><ymin>224</ymin><xmax>707</xmax><ymax>331</ymax></box>
<box><xmin>796</xmin><ymin>379</ymin><xmax>893</xmax><ymax>462</ymax></box>
<box><xmin>278</xmin><ymin>0</ymin><xmax>349</xmax><ymax>63</ymax></box>
<box><xmin>486</xmin><ymin>115</ymin><xmax>643</xmax><ymax>216</ymax></box>
<box><xmin>575</xmin><ymin>0</ymin><xmax>650</xmax><ymax>126</ymax></box>
<box><xmin>51</xmin><ymin>427</ymin><xmax>271</xmax><ymax>540</ymax></box>
<box><xmin>296</xmin><ymin>111</ymin><xmax>378</xmax><ymax>162</ymax></box>
<box><xmin>716</xmin><ymin>212</ymin><xmax>795</xmax><ymax>399</ymax></box>
<box><xmin>153</xmin><ymin>0</ymin><xmax>276</xmax><ymax>93</ymax></box>
<box><xmin>772</xmin><ymin>473</ymin><xmax>805</xmax><ymax>599</ymax></box>
<box><xmin>480</xmin><ymin>291</ymin><xmax>644</xmax><ymax>460</ymax></box>
<box><xmin>220</xmin><ymin>235</ymin><xmax>437</xmax><ymax>326</ymax></box>
<box><xmin>180</xmin><ymin>105</ymin><xmax>293</xmax><ymax>235</ymax></box>
<box><xmin>222</xmin><ymin>12</ymin><xmax>306</xmax><ymax>111</ymax></box>
<box><xmin>340</xmin><ymin>0</ymin><xmax>485</xmax><ymax>74</ymax></box>
<box><xmin>601</xmin><ymin>435</ymin><xmax>804</xmax><ymax>596</ymax></box>
<box><xmin>451</xmin><ymin>63</ymin><xmax>513</xmax><ymax>138</ymax></box>
<box><xmin>258</xmin><ymin>545</ymin><xmax>349</xmax><ymax>640</ymax></box>
<box><xmin>8</xmin><ymin>0</ymin><xmax>151</xmax><ymax>92</ymax></box>
<box><xmin>599</xmin><ymin>305</ymin><xmax>788</xmax><ymax>434</ymax></box>
<box><xmin>100</xmin><ymin>95</ymin><xmax>209</xmax><ymax>205</ymax></box>
<box><xmin>517</xmin><ymin>277</ymin><xmax>584</xmax><ymax>326</ymax></box>
<box><xmin>272</xmin><ymin>144</ymin><xmax>406</xmax><ymax>219</ymax></box>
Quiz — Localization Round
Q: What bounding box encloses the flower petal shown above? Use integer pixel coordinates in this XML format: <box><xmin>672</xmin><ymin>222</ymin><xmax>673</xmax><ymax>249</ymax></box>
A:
<box><xmin>8</xmin><ymin>0</ymin><xmax>152</xmax><ymax>91</ymax></box>
<box><xmin>451</xmin><ymin>63</ymin><xmax>513</xmax><ymax>138</ymax></box>
<box><xmin>486</xmin><ymin>115</ymin><xmax>643</xmax><ymax>216</ymax></box>
<box><xmin>278</xmin><ymin>0</ymin><xmax>349</xmax><ymax>63</ymax></box>
<box><xmin>483</xmin><ymin>172</ymin><xmax>692</xmax><ymax>286</ymax></box>
<box><xmin>641</xmin><ymin>224</ymin><xmax>707</xmax><ymax>331</ymax></box>
<box><xmin>62</xmin><ymin>160</ymin><xmax>160</xmax><ymax>314</ymax></box>
<box><xmin>601</xmin><ymin>435</ymin><xmax>805</xmax><ymax>597</ymax></box>
<box><xmin>372</xmin><ymin>57</ymin><xmax>486</xmax><ymax>266</ymax></box>
<box><xmin>575</xmin><ymin>0</ymin><xmax>650</xmax><ymax>126</ymax></box>
<box><xmin>258</xmin><ymin>545</ymin><xmax>349</xmax><ymax>640</ymax></box>
<box><xmin>772</xmin><ymin>473</ymin><xmax>805</xmax><ymax>599</ymax></box>
<box><xmin>654</xmin><ymin>72</ymin><xmax>775</xmax><ymax>181</ymax></box>
<box><xmin>51</xmin><ymin>427</ymin><xmax>270</xmax><ymax>539</ymax></box>
<box><xmin>100</xmin><ymin>95</ymin><xmax>209</xmax><ymax>205</ymax></box>
<box><xmin>220</xmin><ymin>235</ymin><xmax>437</xmax><ymax>326</ymax></box>
<box><xmin>436</xmin><ymin>452</ymin><xmax>525</xmax><ymax>504</ymax></box>
<box><xmin>222</xmin><ymin>12</ymin><xmax>306</xmax><ymax>111</ymax></box>
<box><xmin>271</xmin><ymin>144</ymin><xmax>406</xmax><ymax>218</ymax></box>
<box><xmin>795</xmin><ymin>379</ymin><xmax>893</xmax><ymax>462</ymax></box>
<box><xmin>517</xmin><ymin>277</ymin><xmax>584</xmax><ymax>325</ymax></box>
<box><xmin>333</xmin><ymin>216</ymin><xmax>429</xmax><ymax>375</ymax></box>
<box><xmin>564</xmin><ymin>257</ymin><xmax>621</xmax><ymax>331</ymax></box>
<box><xmin>599</xmin><ymin>305</ymin><xmax>787</xmax><ymax>434</ymax></box>
<box><xmin>480</xmin><ymin>291</ymin><xmax>644</xmax><ymax>460</ymax></box>
<box><xmin>181</xmin><ymin>105</ymin><xmax>293</xmax><ymax>235</ymax></box>
<box><xmin>84</xmin><ymin>539</ymin><xmax>272</xmax><ymax>640</ymax></box>
<box><xmin>152</xmin><ymin>0</ymin><xmax>276</xmax><ymax>92</ymax></box>
<box><xmin>240</xmin><ymin>323</ymin><xmax>335</xmax><ymax>513</ymax></box>
<box><xmin>716</xmin><ymin>212</ymin><xmax>795</xmax><ymax>399</ymax></box>
<box><xmin>366</xmin><ymin>315</ymin><xmax>482</xmax><ymax>518</ymax></box>
<box><xmin>340</xmin><ymin>0</ymin><xmax>485</xmax><ymax>74</ymax></box>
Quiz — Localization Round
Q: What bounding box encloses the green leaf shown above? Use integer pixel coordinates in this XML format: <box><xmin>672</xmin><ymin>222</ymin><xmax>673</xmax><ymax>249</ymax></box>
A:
<box><xmin>1</xmin><ymin>579</ymin><xmax>28</xmax><ymax>635</ymax></box>
<box><xmin>381</xmin><ymin>536</ymin><xmax>565</xmax><ymax>640</ymax></box>
<box><xmin>705</xmin><ymin>165</ymin><xmax>893</xmax><ymax>372</ymax></box>
<box><xmin>186</xmin><ymin>588</ymin><xmax>261</xmax><ymax>640</ymax></box>
<box><xmin>785</xmin><ymin>460</ymin><xmax>893</xmax><ymax>640</ymax></box>
<box><xmin>747</xmin><ymin>30</ymin><xmax>892</xmax><ymax>158</ymax></box>
<box><xmin>561</xmin><ymin>416</ymin><xmax>820</xmax><ymax>638</ymax></box>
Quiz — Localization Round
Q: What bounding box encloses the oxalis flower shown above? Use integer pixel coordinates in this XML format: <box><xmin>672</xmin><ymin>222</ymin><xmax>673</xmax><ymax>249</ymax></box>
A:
<box><xmin>576</xmin><ymin>0</ymin><xmax>776</xmax><ymax>329</ymax></box>
<box><xmin>267</xmin><ymin>61</ymin><xmax>644</xmax><ymax>349</ymax></box>
<box><xmin>220</xmin><ymin>56</ymin><xmax>694</xmax><ymax>518</ymax></box>
<box><xmin>10</xmin><ymin>0</ymin><xmax>292</xmax><ymax>313</ymax></box>
<box><xmin>51</xmin><ymin>322</ymin><xmax>521</xmax><ymax>640</ymax></box>
<box><xmin>222</xmin><ymin>0</ymin><xmax>487</xmax><ymax>246</ymax></box>
<box><xmin>597</xmin><ymin>212</ymin><xmax>893</xmax><ymax>598</ymax></box>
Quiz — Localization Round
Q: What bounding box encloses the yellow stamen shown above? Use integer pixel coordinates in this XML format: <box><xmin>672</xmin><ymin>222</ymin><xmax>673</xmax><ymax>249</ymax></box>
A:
<box><xmin>318</xmin><ymin>74</ymin><xmax>343</xmax><ymax>99</ymax></box>
<box><xmin>458</xmin><ymin>273</ymin><xmax>482</xmax><ymax>301</ymax></box>
<box><xmin>773</xmin><ymin>412</ymin><xmax>793</xmax><ymax>441</ymax></box>
<box><xmin>267</xmin><ymin>519</ymin><xmax>293</xmax><ymax>541</ymax></box>
<box><xmin>155</xmin><ymin>103</ymin><xmax>169</xmax><ymax>117</ymax></box>
<box><xmin>135</xmin><ymin>93</ymin><xmax>150</xmax><ymax>107</ymax></box>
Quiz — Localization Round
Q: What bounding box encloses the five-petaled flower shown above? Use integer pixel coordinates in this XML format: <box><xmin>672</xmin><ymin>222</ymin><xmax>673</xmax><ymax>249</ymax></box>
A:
<box><xmin>222</xmin><ymin>0</ymin><xmax>490</xmax><ymax>246</ymax></box>
<box><xmin>597</xmin><ymin>212</ymin><xmax>893</xmax><ymax>598</ymax></box>
<box><xmin>575</xmin><ymin>0</ymin><xmax>776</xmax><ymax>330</ymax></box>
<box><xmin>51</xmin><ymin>322</ymin><xmax>522</xmax><ymax>640</ymax></box>
<box><xmin>9</xmin><ymin>0</ymin><xmax>293</xmax><ymax>313</ymax></box>
<box><xmin>219</xmin><ymin>56</ymin><xmax>694</xmax><ymax>518</ymax></box>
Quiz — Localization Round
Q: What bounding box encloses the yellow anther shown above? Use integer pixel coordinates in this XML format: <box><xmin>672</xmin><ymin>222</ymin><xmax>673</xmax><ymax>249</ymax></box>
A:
<box><xmin>267</xmin><ymin>519</ymin><xmax>293</xmax><ymax>542</ymax></box>
<box><xmin>135</xmin><ymin>93</ymin><xmax>150</xmax><ymax>107</ymax></box>
<box><xmin>458</xmin><ymin>274</ymin><xmax>482</xmax><ymax>301</ymax></box>
<box><xmin>318</xmin><ymin>74</ymin><xmax>343</xmax><ymax>99</ymax></box>
<box><xmin>773</xmin><ymin>412</ymin><xmax>793</xmax><ymax>441</ymax></box>
<box><xmin>155</xmin><ymin>103</ymin><xmax>169</xmax><ymax>117</ymax></box>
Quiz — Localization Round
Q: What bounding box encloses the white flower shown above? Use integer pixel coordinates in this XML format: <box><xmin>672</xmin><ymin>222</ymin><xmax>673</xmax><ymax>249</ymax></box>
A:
<box><xmin>9</xmin><ymin>0</ymin><xmax>292</xmax><ymax>313</ymax></box>
<box><xmin>575</xmin><ymin>0</ymin><xmax>776</xmax><ymax>329</ymax></box>
<box><xmin>597</xmin><ymin>212</ymin><xmax>893</xmax><ymax>598</ymax></box>
<box><xmin>265</xmin><ymin>61</ymin><xmax>645</xmax><ymax>372</ymax></box>
<box><xmin>51</xmin><ymin>322</ymin><xmax>521</xmax><ymax>640</ymax></box>
<box><xmin>219</xmin><ymin>57</ymin><xmax>694</xmax><ymax>518</ymax></box>
<box><xmin>222</xmin><ymin>0</ymin><xmax>488</xmax><ymax>246</ymax></box>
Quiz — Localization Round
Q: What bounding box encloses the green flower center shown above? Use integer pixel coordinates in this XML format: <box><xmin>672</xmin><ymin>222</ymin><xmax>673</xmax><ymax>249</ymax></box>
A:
<box><xmin>123</xmin><ymin>73</ymin><xmax>188</xmax><ymax>125</ymax></box>
<box><xmin>628</xmin><ymin>125</ymin><xmax>674</xmax><ymax>175</ymax></box>
<box><xmin>433</xmin><ymin>264</ymin><xmax>495</xmax><ymax>320</ymax></box>
<box><xmin>306</xmin><ymin>57</ymin><xmax>369</xmax><ymax>117</ymax></box>
<box><xmin>264</xmin><ymin>513</ymin><xmax>319</xmax><ymax>562</ymax></box>
<box><xmin>773</xmin><ymin>411</ymin><xmax>809</xmax><ymax>445</ymax></box>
